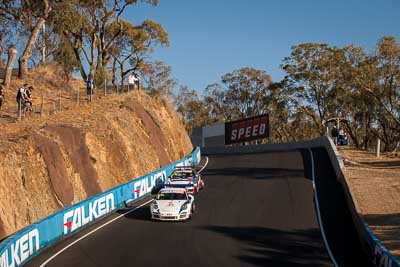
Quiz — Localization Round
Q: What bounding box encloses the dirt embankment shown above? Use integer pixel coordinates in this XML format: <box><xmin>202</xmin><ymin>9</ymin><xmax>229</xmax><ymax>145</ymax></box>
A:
<box><xmin>339</xmin><ymin>147</ymin><xmax>400</xmax><ymax>257</ymax></box>
<box><xmin>0</xmin><ymin>90</ymin><xmax>192</xmax><ymax>239</ymax></box>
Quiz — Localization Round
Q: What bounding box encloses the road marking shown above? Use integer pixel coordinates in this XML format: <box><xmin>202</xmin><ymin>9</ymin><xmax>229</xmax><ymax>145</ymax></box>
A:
<box><xmin>39</xmin><ymin>199</ymin><xmax>153</xmax><ymax>267</ymax></box>
<box><xmin>308</xmin><ymin>148</ymin><xmax>339</xmax><ymax>267</ymax></box>
<box><xmin>40</xmin><ymin>156</ymin><xmax>209</xmax><ymax>266</ymax></box>
<box><xmin>197</xmin><ymin>156</ymin><xmax>209</xmax><ymax>173</ymax></box>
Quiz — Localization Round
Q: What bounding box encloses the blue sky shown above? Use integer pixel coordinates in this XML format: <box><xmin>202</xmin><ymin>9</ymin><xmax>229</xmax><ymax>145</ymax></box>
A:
<box><xmin>125</xmin><ymin>0</ymin><xmax>400</xmax><ymax>94</ymax></box>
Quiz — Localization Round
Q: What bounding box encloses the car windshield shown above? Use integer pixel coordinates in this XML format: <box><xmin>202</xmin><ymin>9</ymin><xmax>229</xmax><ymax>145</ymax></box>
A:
<box><xmin>171</xmin><ymin>171</ymin><xmax>193</xmax><ymax>179</ymax></box>
<box><xmin>157</xmin><ymin>192</ymin><xmax>187</xmax><ymax>200</ymax></box>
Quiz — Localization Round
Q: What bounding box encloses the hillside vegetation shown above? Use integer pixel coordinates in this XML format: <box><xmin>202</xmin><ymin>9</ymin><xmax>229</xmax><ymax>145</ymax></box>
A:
<box><xmin>0</xmin><ymin>67</ymin><xmax>192</xmax><ymax>240</ymax></box>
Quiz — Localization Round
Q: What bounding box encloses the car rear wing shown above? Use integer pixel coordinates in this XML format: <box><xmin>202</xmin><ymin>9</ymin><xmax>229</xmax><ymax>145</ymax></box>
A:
<box><xmin>151</xmin><ymin>183</ymin><xmax>194</xmax><ymax>195</ymax></box>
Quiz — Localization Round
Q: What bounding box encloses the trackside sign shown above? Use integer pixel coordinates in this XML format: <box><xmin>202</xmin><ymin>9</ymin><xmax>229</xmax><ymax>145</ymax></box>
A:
<box><xmin>0</xmin><ymin>228</ymin><xmax>39</xmax><ymax>267</ymax></box>
<box><xmin>225</xmin><ymin>114</ymin><xmax>269</xmax><ymax>145</ymax></box>
<box><xmin>63</xmin><ymin>193</ymin><xmax>115</xmax><ymax>235</ymax></box>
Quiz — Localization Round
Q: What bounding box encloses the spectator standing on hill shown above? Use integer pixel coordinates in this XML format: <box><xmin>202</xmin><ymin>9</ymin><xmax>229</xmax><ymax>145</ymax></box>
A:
<box><xmin>135</xmin><ymin>73</ymin><xmax>140</xmax><ymax>90</ymax></box>
<box><xmin>86</xmin><ymin>75</ymin><xmax>95</xmax><ymax>102</ymax></box>
<box><xmin>24</xmin><ymin>86</ymin><xmax>33</xmax><ymax>116</ymax></box>
<box><xmin>128</xmin><ymin>72</ymin><xmax>137</xmax><ymax>90</ymax></box>
<box><xmin>16</xmin><ymin>83</ymin><xmax>28</xmax><ymax>117</ymax></box>
<box><xmin>338</xmin><ymin>127</ymin><xmax>344</xmax><ymax>138</ymax></box>
<box><xmin>331</xmin><ymin>126</ymin><xmax>339</xmax><ymax>145</ymax></box>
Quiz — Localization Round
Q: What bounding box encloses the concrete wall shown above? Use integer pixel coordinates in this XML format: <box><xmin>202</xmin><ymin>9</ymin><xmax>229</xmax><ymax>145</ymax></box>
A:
<box><xmin>191</xmin><ymin>123</ymin><xmax>225</xmax><ymax>147</ymax></box>
<box><xmin>190</xmin><ymin>127</ymin><xmax>202</xmax><ymax>147</ymax></box>
<box><xmin>204</xmin><ymin>135</ymin><xmax>225</xmax><ymax>147</ymax></box>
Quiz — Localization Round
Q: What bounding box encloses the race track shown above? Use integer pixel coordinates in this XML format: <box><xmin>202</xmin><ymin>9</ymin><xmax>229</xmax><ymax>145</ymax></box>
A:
<box><xmin>26</xmin><ymin>149</ymin><xmax>370</xmax><ymax>267</ymax></box>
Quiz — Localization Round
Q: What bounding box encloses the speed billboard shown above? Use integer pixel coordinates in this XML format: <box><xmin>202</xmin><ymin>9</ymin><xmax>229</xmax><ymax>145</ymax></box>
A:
<box><xmin>225</xmin><ymin>114</ymin><xmax>269</xmax><ymax>145</ymax></box>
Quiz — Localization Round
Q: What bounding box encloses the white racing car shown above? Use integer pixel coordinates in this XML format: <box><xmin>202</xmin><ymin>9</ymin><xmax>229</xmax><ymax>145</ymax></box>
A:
<box><xmin>166</xmin><ymin>167</ymin><xmax>204</xmax><ymax>194</ymax></box>
<box><xmin>150</xmin><ymin>187</ymin><xmax>195</xmax><ymax>221</ymax></box>
<box><xmin>166</xmin><ymin>176</ymin><xmax>196</xmax><ymax>194</ymax></box>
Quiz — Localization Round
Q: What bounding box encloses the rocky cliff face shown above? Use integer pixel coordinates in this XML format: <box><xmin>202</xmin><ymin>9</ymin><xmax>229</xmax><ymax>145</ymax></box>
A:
<box><xmin>0</xmin><ymin>91</ymin><xmax>192</xmax><ymax>239</ymax></box>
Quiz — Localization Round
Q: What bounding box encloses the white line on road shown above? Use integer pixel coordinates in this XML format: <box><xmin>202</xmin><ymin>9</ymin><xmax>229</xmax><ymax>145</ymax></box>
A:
<box><xmin>197</xmin><ymin>156</ymin><xmax>209</xmax><ymax>173</ymax></box>
<box><xmin>308</xmin><ymin>148</ymin><xmax>339</xmax><ymax>267</ymax></box>
<box><xmin>39</xmin><ymin>199</ymin><xmax>153</xmax><ymax>267</ymax></box>
<box><xmin>41</xmin><ymin>156</ymin><xmax>210</xmax><ymax>266</ymax></box>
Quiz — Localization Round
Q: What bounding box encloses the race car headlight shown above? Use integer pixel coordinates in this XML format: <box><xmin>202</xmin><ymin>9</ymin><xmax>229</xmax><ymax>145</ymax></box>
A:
<box><xmin>152</xmin><ymin>202</ymin><xmax>159</xmax><ymax>211</ymax></box>
<box><xmin>181</xmin><ymin>203</ymin><xmax>188</xmax><ymax>211</ymax></box>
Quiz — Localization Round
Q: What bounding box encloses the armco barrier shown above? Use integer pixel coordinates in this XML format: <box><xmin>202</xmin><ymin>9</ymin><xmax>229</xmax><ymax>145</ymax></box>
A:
<box><xmin>322</xmin><ymin>138</ymin><xmax>400</xmax><ymax>267</ymax></box>
<box><xmin>0</xmin><ymin>147</ymin><xmax>201</xmax><ymax>267</ymax></box>
<box><xmin>203</xmin><ymin>138</ymin><xmax>400</xmax><ymax>267</ymax></box>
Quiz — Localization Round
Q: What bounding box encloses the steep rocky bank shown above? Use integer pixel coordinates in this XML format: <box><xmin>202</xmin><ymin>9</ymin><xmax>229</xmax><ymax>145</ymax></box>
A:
<box><xmin>0</xmin><ymin>91</ymin><xmax>192</xmax><ymax>239</ymax></box>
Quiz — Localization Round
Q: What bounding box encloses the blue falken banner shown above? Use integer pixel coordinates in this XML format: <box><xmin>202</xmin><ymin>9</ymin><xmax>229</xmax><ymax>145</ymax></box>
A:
<box><xmin>0</xmin><ymin>147</ymin><xmax>201</xmax><ymax>267</ymax></box>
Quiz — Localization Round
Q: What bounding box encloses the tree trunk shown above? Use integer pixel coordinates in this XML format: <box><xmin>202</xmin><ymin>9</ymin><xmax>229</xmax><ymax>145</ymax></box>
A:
<box><xmin>111</xmin><ymin>59</ymin><xmax>117</xmax><ymax>86</ymax></box>
<box><xmin>72</xmin><ymin>45</ymin><xmax>87</xmax><ymax>81</ymax></box>
<box><xmin>0</xmin><ymin>49</ymin><xmax>4</xmax><ymax>69</ymax></box>
<box><xmin>18</xmin><ymin>0</ymin><xmax>51</xmax><ymax>78</ymax></box>
<box><xmin>120</xmin><ymin>64</ymin><xmax>126</xmax><ymax>88</ymax></box>
<box><xmin>18</xmin><ymin>17</ymin><xmax>46</xmax><ymax>78</ymax></box>
<box><xmin>343</xmin><ymin>121</ymin><xmax>360</xmax><ymax>148</ymax></box>
<box><xmin>3</xmin><ymin>46</ymin><xmax>17</xmax><ymax>87</ymax></box>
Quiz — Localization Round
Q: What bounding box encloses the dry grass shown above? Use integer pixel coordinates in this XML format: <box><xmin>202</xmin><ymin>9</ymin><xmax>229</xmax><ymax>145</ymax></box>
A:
<box><xmin>0</xmin><ymin>64</ymin><xmax>87</xmax><ymax>124</ymax></box>
<box><xmin>339</xmin><ymin>147</ymin><xmax>400</xmax><ymax>257</ymax></box>
<box><xmin>5</xmin><ymin>64</ymin><xmax>83</xmax><ymax>100</ymax></box>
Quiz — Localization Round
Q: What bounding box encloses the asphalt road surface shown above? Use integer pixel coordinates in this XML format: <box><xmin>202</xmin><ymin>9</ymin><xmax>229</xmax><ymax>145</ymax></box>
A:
<box><xmin>26</xmin><ymin>149</ymin><xmax>370</xmax><ymax>267</ymax></box>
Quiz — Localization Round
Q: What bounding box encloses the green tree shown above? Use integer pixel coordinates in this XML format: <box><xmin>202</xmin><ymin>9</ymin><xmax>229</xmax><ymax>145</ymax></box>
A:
<box><xmin>0</xmin><ymin>0</ymin><xmax>53</xmax><ymax>78</ymax></box>
<box><xmin>51</xmin><ymin>0</ymin><xmax>159</xmax><ymax>82</ymax></box>
<box><xmin>282</xmin><ymin>43</ymin><xmax>348</xmax><ymax>134</ymax></box>
<box><xmin>351</xmin><ymin>36</ymin><xmax>400</xmax><ymax>151</ymax></box>
<box><xmin>174</xmin><ymin>85</ymin><xmax>212</xmax><ymax>133</ymax></box>
<box><xmin>203</xmin><ymin>67</ymin><xmax>273</xmax><ymax>122</ymax></box>
<box><xmin>108</xmin><ymin>19</ymin><xmax>169</xmax><ymax>87</ymax></box>
<box><xmin>139</xmin><ymin>61</ymin><xmax>177</xmax><ymax>96</ymax></box>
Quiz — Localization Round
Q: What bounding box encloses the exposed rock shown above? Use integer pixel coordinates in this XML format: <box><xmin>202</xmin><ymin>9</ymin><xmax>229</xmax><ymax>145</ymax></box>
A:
<box><xmin>45</xmin><ymin>125</ymin><xmax>101</xmax><ymax>198</ymax></box>
<box><xmin>0</xmin><ymin>91</ymin><xmax>193</xmax><ymax>239</ymax></box>
<box><xmin>33</xmin><ymin>133</ymin><xmax>74</xmax><ymax>206</ymax></box>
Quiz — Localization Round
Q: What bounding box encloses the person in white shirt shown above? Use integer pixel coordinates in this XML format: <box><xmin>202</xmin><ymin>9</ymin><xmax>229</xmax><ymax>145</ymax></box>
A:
<box><xmin>135</xmin><ymin>73</ymin><xmax>140</xmax><ymax>89</ymax></box>
<box><xmin>128</xmin><ymin>72</ymin><xmax>137</xmax><ymax>89</ymax></box>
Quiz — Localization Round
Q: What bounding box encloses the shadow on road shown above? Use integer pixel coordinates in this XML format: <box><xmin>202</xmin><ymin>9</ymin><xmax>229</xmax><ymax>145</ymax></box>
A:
<box><xmin>201</xmin><ymin>225</ymin><xmax>332</xmax><ymax>267</ymax></box>
<box><xmin>117</xmin><ymin>207</ymin><xmax>151</xmax><ymax>221</ymax></box>
<box><xmin>205</xmin><ymin>167</ymin><xmax>305</xmax><ymax>180</ymax></box>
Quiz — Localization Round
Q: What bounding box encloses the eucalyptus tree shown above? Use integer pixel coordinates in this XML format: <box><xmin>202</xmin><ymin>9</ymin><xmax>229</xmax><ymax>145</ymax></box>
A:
<box><xmin>282</xmin><ymin>43</ymin><xmax>348</xmax><ymax>134</ymax></box>
<box><xmin>174</xmin><ymin>85</ymin><xmax>214</xmax><ymax>133</ymax></box>
<box><xmin>351</xmin><ymin>36</ymin><xmax>400</xmax><ymax>150</ymax></box>
<box><xmin>139</xmin><ymin>61</ymin><xmax>176</xmax><ymax>96</ymax></box>
<box><xmin>0</xmin><ymin>0</ymin><xmax>53</xmax><ymax>78</ymax></box>
<box><xmin>107</xmin><ymin>19</ymin><xmax>169</xmax><ymax>86</ymax></box>
<box><xmin>52</xmin><ymin>0</ymin><xmax>159</xmax><ymax>82</ymax></box>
